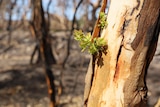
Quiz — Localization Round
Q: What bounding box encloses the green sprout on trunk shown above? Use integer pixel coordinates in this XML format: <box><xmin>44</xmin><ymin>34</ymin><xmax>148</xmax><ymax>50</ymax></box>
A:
<box><xmin>74</xmin><ymin>30</ymin><xmax>106</xmax><ymax>55</ymax></box>
<box><xmin>98</xmin><ymin>12</ymin><xmax>108</xmax><ymax>29</ymax></box>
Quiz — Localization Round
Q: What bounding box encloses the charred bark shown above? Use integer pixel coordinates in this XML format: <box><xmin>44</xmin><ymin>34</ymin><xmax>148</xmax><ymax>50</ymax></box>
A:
<box><xmin>31</xmin><ymin>0</ymin><xmax>56</xmax><ymax>106</ymax></box>
<box><xmin>30</xmin><ymin>0</ymin><xmax>56</xmax><ymax>65</ymax></box>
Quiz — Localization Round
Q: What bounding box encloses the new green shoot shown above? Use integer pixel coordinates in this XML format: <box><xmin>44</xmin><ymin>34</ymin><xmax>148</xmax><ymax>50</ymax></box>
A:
<box><xmin>74</xmin><ymin>30</ymin><xmax>106</xmax><ymax>55</ymax></box>
<box><xmin>98</xmin><ymin>12</ymin><xmax>108</xmax><ymax>29</ymax></box>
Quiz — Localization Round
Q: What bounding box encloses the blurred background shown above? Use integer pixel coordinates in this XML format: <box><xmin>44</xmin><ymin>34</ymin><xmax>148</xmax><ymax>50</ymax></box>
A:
<box><xmin>0</xmin><ymin>0</ymin><xmax>159</xmax><ymax>107</ymax></box>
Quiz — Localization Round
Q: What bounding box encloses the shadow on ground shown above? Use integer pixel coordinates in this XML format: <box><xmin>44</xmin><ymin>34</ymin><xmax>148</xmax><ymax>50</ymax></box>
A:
<box><xmin>0</xmin><ymin>64</ymin><xmax>87</xmax><ymax>107</ymax></box>
<box><xmin>0</xmin><ymin>65</ymin><xmax>48</xmax><ymax>106</ymax></box>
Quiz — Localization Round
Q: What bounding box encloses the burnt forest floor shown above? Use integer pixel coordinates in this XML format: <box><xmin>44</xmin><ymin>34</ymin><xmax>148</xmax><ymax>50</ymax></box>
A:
<box><xmin>0</xmin><ymin>30</ymin><xmax>160</xmax><ymax>107</ymax></box>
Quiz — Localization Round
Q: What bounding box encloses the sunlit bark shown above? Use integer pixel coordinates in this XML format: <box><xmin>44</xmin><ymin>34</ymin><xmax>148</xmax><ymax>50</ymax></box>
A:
<box><xmin>85</xmin><ymin>0</ymin><xmax>160</xmax><ymax>107</ymax></box>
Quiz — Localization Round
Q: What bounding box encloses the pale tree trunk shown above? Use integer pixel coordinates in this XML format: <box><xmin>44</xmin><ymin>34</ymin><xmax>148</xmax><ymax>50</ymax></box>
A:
<box><xmin>84</xmin><ymin>0</ymin><xmax>160</xmax><ymax>107</ymax></box>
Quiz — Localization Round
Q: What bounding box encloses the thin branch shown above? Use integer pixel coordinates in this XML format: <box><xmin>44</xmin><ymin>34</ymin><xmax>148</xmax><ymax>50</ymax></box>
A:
<box><xmin>46</xmin><ymin>0</ymin><xmax>52</xmax><ymax>30</ymax></box>
<box><xmin>62</xmin><ymin>0</ymin><xmax>84</xmax><ymax>68</ymax></box>
<box><xmin>7</xmin><ymin>0</ymin><xmax>17</xmax><ymax>45</ymax></box>
<box><xmin>89</xmin><ymin>0</ymin><xmax>102</xmax><ymax>8</ymax></box>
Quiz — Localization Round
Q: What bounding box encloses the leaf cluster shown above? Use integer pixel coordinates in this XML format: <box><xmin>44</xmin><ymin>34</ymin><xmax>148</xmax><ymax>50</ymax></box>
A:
<box><xmin>74</xmin><ymin>30</ymin><xmax>106</xmax><ymax>55</ymax></box>
<box><xmin>98</xmin><ymin>12</ymin><xmax>108</xmax><ymax>29</ymax></box>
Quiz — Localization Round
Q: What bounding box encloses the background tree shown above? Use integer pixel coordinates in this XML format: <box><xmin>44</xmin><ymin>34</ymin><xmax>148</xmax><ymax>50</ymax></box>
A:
<box><xmin>31</xmin><ymin>0</ymin><xmax>56</xmax><ymax>106</ymax></box>
<box><xmin>30</xmin><ymin>0</ymin><xmax>56</xmax><ymax>65</ymax></box>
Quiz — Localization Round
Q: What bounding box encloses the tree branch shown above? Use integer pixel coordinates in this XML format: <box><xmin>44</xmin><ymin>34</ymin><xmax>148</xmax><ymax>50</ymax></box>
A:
<box><xmin>62</xmin><ymin>0</ymin><xmax>84</xmax><ymax>68</ymax></box>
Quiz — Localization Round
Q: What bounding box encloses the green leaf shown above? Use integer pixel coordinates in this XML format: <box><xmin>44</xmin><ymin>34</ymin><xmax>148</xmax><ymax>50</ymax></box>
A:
<box><xmin>74</xmin><ymin>30</ymin><xmax>107</xmax><ymax>55</ymax></box>
<box><xmin>98</xmin><ymin>12</ymin><xmax>108</xmax><ymax>29</ymax></box>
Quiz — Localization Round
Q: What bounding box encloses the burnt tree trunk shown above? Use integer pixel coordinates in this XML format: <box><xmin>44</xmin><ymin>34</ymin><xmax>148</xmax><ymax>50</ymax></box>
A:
<box><xmin>32</xmin><ymin>0</ymin><xmax>56</xmax><ymax>107</ymax></box>
<box><xmin>84</xmin><ymin>0</ymin><xmax>160</xmax><ymax>107</ymax></box>
<box><xmin>30</xmin><ymin>0</ymin><xmax>56</xmax><ymax>65</ymax></box>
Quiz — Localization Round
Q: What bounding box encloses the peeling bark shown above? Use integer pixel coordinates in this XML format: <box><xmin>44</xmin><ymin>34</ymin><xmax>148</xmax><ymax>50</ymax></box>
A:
<box><xmin>85</xmin><ymin>0</ymin><xmax>160</xmax><ymax>107</ymax></box>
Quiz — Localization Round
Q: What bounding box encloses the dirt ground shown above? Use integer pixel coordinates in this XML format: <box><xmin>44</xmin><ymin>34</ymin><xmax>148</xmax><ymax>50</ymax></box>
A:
<box><xmin>0</xmin><ymin>30</ymin><xmax>159</xmax><ymax>107</ymax></box>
